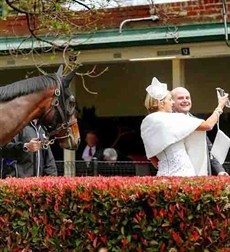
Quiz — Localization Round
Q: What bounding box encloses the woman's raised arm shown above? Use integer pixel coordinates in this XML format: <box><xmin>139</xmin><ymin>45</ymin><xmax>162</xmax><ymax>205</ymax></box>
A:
<box><xmin>196</xmin><ymin>94</ymin><xmax>229</xmax><ymax>131</ymax></box>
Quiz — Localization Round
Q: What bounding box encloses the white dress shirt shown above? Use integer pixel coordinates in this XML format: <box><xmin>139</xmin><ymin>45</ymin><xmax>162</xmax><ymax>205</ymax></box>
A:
<box><xmin>82</xmin><ymin>145</ymin><xmax>96</xmax><ymax>161</ymax></box>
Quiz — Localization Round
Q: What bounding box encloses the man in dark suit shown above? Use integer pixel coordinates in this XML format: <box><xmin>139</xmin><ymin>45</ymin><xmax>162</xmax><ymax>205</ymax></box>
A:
<box><xmin>171</xmin><ymin>87</ymin><xmax>228</xmax><ymax>176</ymax></box>
<box><xmin>76</xmin><ymin>130</ymin><xmax>103</xmax><ymax>161</ymax></box>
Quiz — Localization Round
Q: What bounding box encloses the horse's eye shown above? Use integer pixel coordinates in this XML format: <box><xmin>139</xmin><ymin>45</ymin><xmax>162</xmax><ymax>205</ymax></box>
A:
<box><xmin>69</xmin><ymin>101</ymin><xmax>75</xmax><ymax>108</ymax></box>
<box><xmin>66</xmin><ymin>96</ymin><xmax>76</xmax><ymax>115</ymax></box>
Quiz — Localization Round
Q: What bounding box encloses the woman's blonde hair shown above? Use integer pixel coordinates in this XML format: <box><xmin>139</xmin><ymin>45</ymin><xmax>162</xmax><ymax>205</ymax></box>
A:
<box><xmin>144</xmin><ymin>93</ymin><xmax>160</xmax><ymax>113</ymax></box>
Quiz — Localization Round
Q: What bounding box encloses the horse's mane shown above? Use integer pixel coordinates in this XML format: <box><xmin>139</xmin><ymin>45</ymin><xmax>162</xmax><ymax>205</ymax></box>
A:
<box><xmin>0</xmin><ymin>74</ymin><xmax>60</xmax><ymax>102</ymax></box>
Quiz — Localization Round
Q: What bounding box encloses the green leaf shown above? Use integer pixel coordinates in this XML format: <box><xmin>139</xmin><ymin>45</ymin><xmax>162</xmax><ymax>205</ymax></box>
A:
<box><xmin>17</xmin><ymin>220</ymin><xmax>25</xmax><ymax>226</ymax></box>
<box><xmin>127</xmin><ymin>235</ymin><xmax>132</xmax><ymax>243</ymax></box>
<box><xmin>147</xmin><ymin>226</ymin><xmax>153</xmax><ymax>231</ymax></box>
<box><xmin>31</xmin><ymin>226</ymin><xmax>39</xmax><ymax>237</ymax></box>
<box><xmin>50</xmin><ymin>55</ymin><xmax>56</xmax><ymax>61</ymax></box>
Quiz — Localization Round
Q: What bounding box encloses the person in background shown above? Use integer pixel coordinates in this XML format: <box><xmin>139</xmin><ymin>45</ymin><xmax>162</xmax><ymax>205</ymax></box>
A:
<box><xmin>76</xmin><ymin>130</ymin><xmax>104</xmax><ymax>161</ymax></box>
<box><xmin>141</xmin><ymin>77</ymin><xmax>228</xmax><ymax>176</ymax></box>
<box><xmin>1</xmin><ymin>120</ymin><xmax>57</xmax><ymax>178</ymax></box>
<box><xmin>102</xmin><ymin>148</ymin><xmax>118</xmax><ymax>162</ymax></box>
<box><xmin>171</xmin><ymin>87</ymin><xmax>229</xmax><ymax>176</ymax></box>
<box><xmin>99</xmin><ymin>147</ymin><xmax>136</xmax><ymax>176</ymax></box>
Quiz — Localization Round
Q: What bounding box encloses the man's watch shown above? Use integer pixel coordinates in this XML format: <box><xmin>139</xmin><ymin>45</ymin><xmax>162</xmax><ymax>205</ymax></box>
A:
<box><xmin>23</xmin><ymin>143</ymin><xmax>29</xmax><ymax>152</ymax></box>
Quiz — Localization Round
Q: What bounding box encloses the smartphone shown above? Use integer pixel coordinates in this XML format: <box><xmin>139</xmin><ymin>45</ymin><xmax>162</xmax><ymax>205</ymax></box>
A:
<box><xmin>216</xmin><ymin>87</ymin><xmax>230</xmax><ymax>108</ymax></box>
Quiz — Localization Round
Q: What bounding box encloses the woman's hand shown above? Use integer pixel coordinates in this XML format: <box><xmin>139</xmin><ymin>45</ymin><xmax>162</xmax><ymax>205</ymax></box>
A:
<box><xmin>218</xmin><ymin>93</ymin><xmax>229</xmax><ymax>109</ymax></box>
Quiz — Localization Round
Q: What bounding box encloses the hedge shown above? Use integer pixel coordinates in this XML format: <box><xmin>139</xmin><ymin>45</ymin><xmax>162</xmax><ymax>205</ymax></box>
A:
<box><xmin>0</xmin><ymin>176</ymin><xmax>229</xmax><ymax>251</ymax></box>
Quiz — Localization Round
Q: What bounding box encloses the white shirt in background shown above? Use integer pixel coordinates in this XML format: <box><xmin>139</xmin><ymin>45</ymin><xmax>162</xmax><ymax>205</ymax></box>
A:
<box><xmin>82</xmin><ymin>145</ymin><xmax>96</xmax><ymax>161</ymax></box>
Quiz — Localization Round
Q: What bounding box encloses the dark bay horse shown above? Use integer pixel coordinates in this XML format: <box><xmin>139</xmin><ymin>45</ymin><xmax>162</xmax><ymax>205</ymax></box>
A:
<box><xmin>0</xmin><ymin>66</ymin><xmax>80</xmax><ymax>150</ymax></box>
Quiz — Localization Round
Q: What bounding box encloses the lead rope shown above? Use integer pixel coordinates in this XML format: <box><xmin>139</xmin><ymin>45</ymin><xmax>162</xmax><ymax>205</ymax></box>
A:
<box><xmin>42</xmin><ymin>139</ymin><xmax>55</xmax><ymax>149</ymax></box>
<box><xmin>41</xmin><ymin>130</ymin><xmax>72</xmax><ymax>149</ymax></box>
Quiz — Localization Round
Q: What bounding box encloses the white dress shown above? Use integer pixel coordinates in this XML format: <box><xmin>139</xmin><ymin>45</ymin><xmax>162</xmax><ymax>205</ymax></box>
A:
<box><xmin>141</xmin><ymin>112</ymin><xmax>208</xmax><ymax>177</ymax></box>
<box><xmin>156</xmin><ymin>140</ymin><xmax>196</xmax><ymax>176</ymax></box>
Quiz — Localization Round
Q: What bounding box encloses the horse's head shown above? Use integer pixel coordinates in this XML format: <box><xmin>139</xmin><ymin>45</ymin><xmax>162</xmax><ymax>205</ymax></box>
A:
<box><xmin>39</xmin><ymin>66</ymin><xmax>81</xmax><ymax>150</ymax></box>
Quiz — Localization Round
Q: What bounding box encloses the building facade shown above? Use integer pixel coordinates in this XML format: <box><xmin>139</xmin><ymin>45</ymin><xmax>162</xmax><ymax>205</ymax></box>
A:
<box><xmin>0</xmin><ymin>0</ymin><xmax>230</xmax><ymax>162</ymax></box>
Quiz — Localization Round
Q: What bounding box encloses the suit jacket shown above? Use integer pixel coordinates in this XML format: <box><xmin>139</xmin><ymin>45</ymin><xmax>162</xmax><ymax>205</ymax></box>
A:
<box><xmin>207</xmin><ymin>137</ymin><xmax>226</xmax><ymax>175</ymax></box>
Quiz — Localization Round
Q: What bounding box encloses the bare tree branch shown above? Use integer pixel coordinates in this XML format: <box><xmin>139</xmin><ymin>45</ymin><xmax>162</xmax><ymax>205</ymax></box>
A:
<box><xmin>69</xmin><ymin>0</ymin><xmax>91</xmax><ymax>11</ymax></box>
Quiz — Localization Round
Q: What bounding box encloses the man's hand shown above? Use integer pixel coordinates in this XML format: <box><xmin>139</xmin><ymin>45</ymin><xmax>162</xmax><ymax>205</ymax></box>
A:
<box><xmin>24</xmin><ymin>138</ymin><xmax>41</xmax><ymax>152</ymax></box>
<box><xmin>217</xmin><ymin>171</ymin><xmax>229</xmax><ymax>176</ymax></box>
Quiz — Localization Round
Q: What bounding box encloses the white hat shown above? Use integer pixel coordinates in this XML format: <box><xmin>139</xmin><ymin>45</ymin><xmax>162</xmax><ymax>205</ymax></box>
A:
<box><xmin>146</xmin><ymin>77</ymin><xmax>168</xmax><ymax>100</ymax></box>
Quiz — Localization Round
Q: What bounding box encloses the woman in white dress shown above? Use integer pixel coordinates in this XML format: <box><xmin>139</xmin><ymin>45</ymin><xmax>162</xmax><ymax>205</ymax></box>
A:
<box><xmin>141</xmin><ymin>77</ymin><xmax>228</xmax><ymax>176</ymax></box>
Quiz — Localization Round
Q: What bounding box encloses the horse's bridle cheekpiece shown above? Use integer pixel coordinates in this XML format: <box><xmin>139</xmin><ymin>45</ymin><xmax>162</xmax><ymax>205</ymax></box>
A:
<box><xmin>38</xmin><ymin>75</ymin><xmax>78</xmax><ymax>149</ymax></box>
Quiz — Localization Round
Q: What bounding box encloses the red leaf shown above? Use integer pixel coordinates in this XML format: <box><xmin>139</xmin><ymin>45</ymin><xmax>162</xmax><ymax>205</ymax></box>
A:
<box><xmin>121</xmin><ymin>237</ymin><xmax>127</xmax><ymax>247</ymax></box>
<box><xmin>45</xmin><ymin>224</ymin><xmax>52</xmax><ymax>237</ymax></box>
<box><xmin>169</xmin><ymin>204</ymin><xmax>175</xmax><ymax>214</ymax></box>
<box><xmin>172</xmin><ymin>231</ymin><xmax>183</xmax><ymax>244</ymax></box>
<box><xmin>192</xmin><ymin>230</ymin><xmax>200</xmax><ymax>241</ymax></box>
<box><xmin>177</xmin><ymin>210</ymin><xmax>184</xmax><ymax>221</ymax></box>
<box><xmin>100</xmin><ymin>235</ymin><xmax>107</xmax><ymax>244</ymax></box>
<box><xmin>87</xmin><ymin>232</ymin><xmax>95</xmax><ymax>241</ymax></box>
<box><xmin>160</xmin><ymin>242</ymin><xmax>166</xmax><ymax>252</ymax></box>
<box><xmin>93</xmin><ymin>237</ymin><xmax>98</xmax><ymax>248</ymax></box>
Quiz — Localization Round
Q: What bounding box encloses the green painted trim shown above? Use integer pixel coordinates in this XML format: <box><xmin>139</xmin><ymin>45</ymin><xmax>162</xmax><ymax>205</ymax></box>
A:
<box><xmin>72</xmin><ymin>23</ymin><xmax>229</xmax><ymax>50</ymax></box>
<box><xmin>0</xmin><ymin>23</ymin><xmax>229</xmax><ymax>52</ymax></box>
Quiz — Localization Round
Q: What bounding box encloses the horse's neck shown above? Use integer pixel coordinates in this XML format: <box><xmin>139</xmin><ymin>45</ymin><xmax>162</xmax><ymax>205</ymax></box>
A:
<box><xmin>0</xmin><ymin>90</ymin><xmax>54</xmax><ymax>146</ymax></box>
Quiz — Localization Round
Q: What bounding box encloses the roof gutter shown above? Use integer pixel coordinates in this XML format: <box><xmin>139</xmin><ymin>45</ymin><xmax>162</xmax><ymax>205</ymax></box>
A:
<box><xmin>119</xmin><ymin>15</ymin><xmax>159</xmax><ymax>33</ymax></box>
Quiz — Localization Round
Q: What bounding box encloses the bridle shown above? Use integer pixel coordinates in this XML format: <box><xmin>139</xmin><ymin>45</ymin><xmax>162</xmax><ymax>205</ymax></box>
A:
<box><xmin>38</xmin><ymin>76</ymin><xmax>78</xmax><ymax>149</ymax></box>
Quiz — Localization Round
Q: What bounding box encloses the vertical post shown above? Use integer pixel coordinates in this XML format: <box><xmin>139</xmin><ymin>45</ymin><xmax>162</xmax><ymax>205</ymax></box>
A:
<box><xmin>172</xmin><ymin>59</ymin><xmax>185</xmax><ymax>88</ymax></box>
<box><xmin>92</xmin><ymin>157</ymin><xmax>98</xmax><ymax>176</ymax></box>
<box><xmin>64</xmin><ymin>150</ymin><xmax>76</xmax><ymax>177</ymax></box>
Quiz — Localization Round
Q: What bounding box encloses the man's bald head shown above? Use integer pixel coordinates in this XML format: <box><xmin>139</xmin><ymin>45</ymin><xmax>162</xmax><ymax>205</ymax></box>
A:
<box><xmin>171</xmin><ymin>87</ymin><xmax>192</xmax><ymax>113</ymax></box>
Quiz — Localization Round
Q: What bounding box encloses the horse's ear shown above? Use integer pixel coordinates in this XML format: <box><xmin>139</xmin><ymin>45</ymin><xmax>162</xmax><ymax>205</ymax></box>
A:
<box><xmin>63</xmin><ymin>70</ymin><xmax>76</xmax><ymax>88</ymax></box>
<box><xmin>57</xmin><ymin>65</ymin><xmax>64</xmax><ymax>77</ymax></box>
